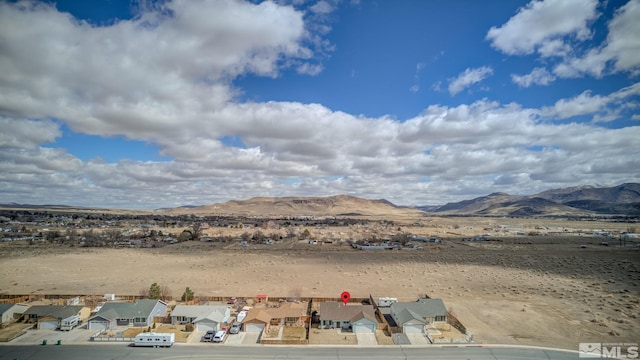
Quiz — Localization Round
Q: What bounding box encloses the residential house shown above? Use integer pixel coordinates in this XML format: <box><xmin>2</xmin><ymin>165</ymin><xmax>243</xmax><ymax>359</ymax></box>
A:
<box><xmin>23</xmin><ymin>305</ymin><xmax>90</xmax><ymax>330</ymax></box>
<box><xmin>318</xmin><ymin>302</ymin><xmax>377</xmax><ymax>333</ymax></box>
<box><xmin>170</xmin><ymin>305</ymin><xmax>230</xmax><ymax>332</ymax></box>
<box><xmin>242</xmin><ymin>308</ymin><xmax>271</xmax><ymax>333</ymax></box>
<box><xmin>390</xmin><ymin>299</ymin><xmax>447</xmax><ymax>333</ymax></box>
<box><xmin>0</xmin><ymin>303</ymin><xmax>28</xmax><ymax>325</ymax></box>
<box><xmin>87</xmin><ymin>299</ymin><xmax>167</xmax><ymax>331</ymax></box>
<box><xmin>241</xmin><ymin>301</ymin><xmax>310</xmax><ymax>333</ymax></box>
<box><xmin>266</xmin><ymin>302</ymin><xmax>309</xmax><ymax>327</ymax></box>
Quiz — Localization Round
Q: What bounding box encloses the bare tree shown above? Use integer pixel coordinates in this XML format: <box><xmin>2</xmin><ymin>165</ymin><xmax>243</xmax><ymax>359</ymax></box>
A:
<box><xmin>392</xmin><ymin>232</ymin><xmax>413</xmax><ymax>245</ymax></box>
<box><xmin>139</xmin><ymin>287</ymin><xmax>150</xmax><ymax>298</ymax></box>
<box><xmin>191</xmin><ymin>223</ymin><xmax>203</xmax><ymax>241</ymax></box>
<box><xmin>252</xmin><ymin>230</ymin><xmax>264</xmax><ymax>243</ymax></box>
<box><xmin>160</xmin><ymin>285</ymin><xmax>172</xmax><ymax>301</ymax></box>
<box><xmin>288</xmin><ymin>287</ymin><xmax>303</xmax><ymax>302</ymax></box>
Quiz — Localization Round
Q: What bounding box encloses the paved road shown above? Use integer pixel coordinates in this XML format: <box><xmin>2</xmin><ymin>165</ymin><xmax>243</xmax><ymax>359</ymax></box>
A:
<box><xmin>0</xmin><ymin>344</ymin><xmax>588</xmax><ymax>360</ymax></box>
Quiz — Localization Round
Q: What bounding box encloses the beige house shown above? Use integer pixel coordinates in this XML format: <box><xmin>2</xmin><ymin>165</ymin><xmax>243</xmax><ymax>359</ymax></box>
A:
<box><xmin>23</xmin><ymin>305</ymin><xmax>90</xmax><ymax>330</ymax></box>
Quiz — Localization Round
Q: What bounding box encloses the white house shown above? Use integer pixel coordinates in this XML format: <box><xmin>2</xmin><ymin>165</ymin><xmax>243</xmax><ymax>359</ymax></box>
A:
<box><xmin>0</xmin><ymin>303</ymin><xmax>28</xmax><ymax>325</ymax></box>
<box><xmin>88</xmin><ymin>299</ymin><xmax>167</xmax><ymax>331</ymax></box>
<box><xmin>318</xmin><ymin>302</ymin><xmax>378</xmax><ymax>333</ymax></box>
<box><xmin>170</xmin><ymin>305</ymin><xmax>230</xmax><ymax>332</ymax></box>
<box><xmin>390</xmin><ymin>299</ymin><xmax>448</xmax><ymax>334</ymax></box>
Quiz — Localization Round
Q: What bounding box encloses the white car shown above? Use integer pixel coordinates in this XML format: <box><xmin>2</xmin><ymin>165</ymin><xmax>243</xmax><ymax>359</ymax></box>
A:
<box><xmin>213</xmin><ymin>330</ymin><xmax>227</xmax><ymax>343</ymax></box>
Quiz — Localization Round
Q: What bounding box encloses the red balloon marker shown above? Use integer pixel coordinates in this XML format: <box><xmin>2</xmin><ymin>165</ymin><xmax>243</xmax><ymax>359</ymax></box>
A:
<box><xmin>340</xmin><ymin>291</ymin><xmax>351</xmax><ymax>305</ymax></box>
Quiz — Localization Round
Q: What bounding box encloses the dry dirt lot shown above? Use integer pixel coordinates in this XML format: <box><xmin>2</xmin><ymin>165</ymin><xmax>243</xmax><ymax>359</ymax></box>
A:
<box><xmin>1</xmin><ymin>236</ymin><xmax>638</xmax><ymax>350</ymax></box>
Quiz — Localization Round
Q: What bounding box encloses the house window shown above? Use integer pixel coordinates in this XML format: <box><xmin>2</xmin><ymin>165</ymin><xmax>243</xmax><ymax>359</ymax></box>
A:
<box><xmin>285</xmin><ymin>317</ymin><xmax>297</xmax><ymax>323</ymax></box>
<box><xmin>435</xmin><ymin>315</ymin><xmax>446</xmax><ymax>322</ymax></box>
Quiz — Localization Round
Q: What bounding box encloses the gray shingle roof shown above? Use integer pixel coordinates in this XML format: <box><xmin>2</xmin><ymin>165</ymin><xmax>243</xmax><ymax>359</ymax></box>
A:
<box><xmin>390</xmin><ymin>299</ymin><xmax>447</xmax><ymax>326</ymax></box>
<box><xmin>23</xmin><ymin>305</ymin><xmax>83</xmax><ymax>319</ymax></box>
<box><xmin>95</xmin><ymin>299</ymin><xmax>163</xmax><ymax>321</ymax></box>
<box><xmin>319</xmin><ymin>302</ymin><xmax>375</xmax><ymax>322</ymax></box>
<box><xmin>349</xmin><ymin>310</ymin><xmax>377</xmax><ymax>323</ymax></box>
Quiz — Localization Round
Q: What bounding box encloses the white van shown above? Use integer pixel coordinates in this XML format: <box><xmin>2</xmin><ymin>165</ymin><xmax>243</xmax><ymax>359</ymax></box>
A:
<box><xmin>213</xmin><ymin>330</ymin><xmax>227</xmax><ymax>343</ymax></box>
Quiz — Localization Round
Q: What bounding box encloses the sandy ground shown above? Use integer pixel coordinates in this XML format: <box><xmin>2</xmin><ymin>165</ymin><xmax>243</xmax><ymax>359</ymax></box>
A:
<box><xmin>1</xmin><ymin>239</ymin><xmax>638</xmax><ymax>350</ymax></box>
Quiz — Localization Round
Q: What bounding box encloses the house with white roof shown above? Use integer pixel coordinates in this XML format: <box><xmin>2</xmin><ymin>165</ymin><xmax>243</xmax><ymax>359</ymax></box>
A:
<box><xmin>170</xmin><ymin>305</ymin><xmax>230</xmax><ymax>332</ymax></box>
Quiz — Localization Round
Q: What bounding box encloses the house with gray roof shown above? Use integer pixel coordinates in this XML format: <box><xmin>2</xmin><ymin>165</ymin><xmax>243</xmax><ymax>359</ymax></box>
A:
<box><xmin>87</xmin><ymin>299</ymin><xmax>167</xmax><ymax>331</ymax></box>
<box><xmin>0</xmin><ymin>303</ymin><xmax>28</xmax><ymax>325</ymax></box>
<box><xmin>390</xmin><ymin>299</ymin><xmax>447</xmax><ymax>334</ymax></box>
<box><xmin>23</xmin><ymin>305</ymin><xmax>90</xmax><ymax>330</ymax></box>
<box><xmin>170</xmin><ymin>305</ymin><xmax>230</xmax><ymax>332</ymax></box>
<box><xmin>318</xmin><ymin>302</ymin><xmax>378</xmax><ymax>333</ymax></box>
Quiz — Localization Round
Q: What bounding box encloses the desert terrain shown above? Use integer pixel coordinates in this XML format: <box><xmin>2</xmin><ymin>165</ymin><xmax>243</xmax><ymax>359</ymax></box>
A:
<box><xmin>1</xmin><ymin>227</ymin><xmax>638</xmax><ymax>350</ymax></box>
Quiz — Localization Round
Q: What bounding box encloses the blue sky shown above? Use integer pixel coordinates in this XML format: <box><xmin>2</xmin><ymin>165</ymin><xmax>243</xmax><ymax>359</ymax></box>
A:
<box><xmin>0</xmin><ymin>0</ymin><xmax>638</xmax><ymax>209</ymax></box>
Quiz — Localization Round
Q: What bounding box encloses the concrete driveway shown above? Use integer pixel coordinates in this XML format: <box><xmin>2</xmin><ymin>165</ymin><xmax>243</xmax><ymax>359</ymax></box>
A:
<box><xmin>188</xmin><ymin>330</ymin><xmax>206</xmax><ymax>343</ymax></box>
<box><xmin>406</xmin><ymin>333</ymin><xmax>430</xmax><ymax>345</ymax></box>
<box><xmin>10</xmin><ymin>328</ymin><xmax>96</xmax><ymax>345</ymax></box>
<box><xmin>355</xmin><ymin>333</ymin><xmax>378</xmax><ymax>346</ymax></box>
<box><xmin>241</xmin><ymin>331</ymin><xmax>261</xmax><ymax>345</ymax></box>
<box><xmin>224</xmin><ymin>332</ymin><xmax>245</xmax><ymax>345</ymax></box>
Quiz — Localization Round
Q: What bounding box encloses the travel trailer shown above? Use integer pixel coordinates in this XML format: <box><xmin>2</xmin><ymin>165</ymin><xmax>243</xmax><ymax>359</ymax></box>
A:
<box><xmin>133</xmin><ymin>332</ymin><xmax>174</xmax><ymax>347</ymax></box>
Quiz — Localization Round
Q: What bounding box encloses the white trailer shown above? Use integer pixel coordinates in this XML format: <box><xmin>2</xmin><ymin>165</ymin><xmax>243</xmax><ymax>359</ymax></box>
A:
<box><xmin>378</xmin><ymin>297</ymin><xmax>398</xmax><ymax>307</ymax></box>
<box><xmin>60</xmin><ymin>315</ymin><xmax>80</xmax><ymax>331</ymax></box>
<box><xmin>133</xmin><ymin>332</ymin><xmax>175</xmax><ymax>347</ymax></box>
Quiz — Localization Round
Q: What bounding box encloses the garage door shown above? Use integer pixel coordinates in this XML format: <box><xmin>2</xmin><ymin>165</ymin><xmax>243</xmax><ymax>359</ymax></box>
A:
<box><xmin>39</xmin><ymin>320</ymin><xmax>58</xmax><ymax>330</ymax></box>
<box><xmin>353</xmin><ymin>324</ymin><xmax>375</xmax><ymax>333</ymax></box>
<box><xmin>88</xmin><ymin>321</ymin><xmax>108</xmax><ymax>331</ymax></box>
<box><xmin>245</xmin><ymin>323</ymin><xmax>265</xmax><ymax>333</ymax></box>
<box><xmin>195</xmin><ymin>321</ymin><xmax>216</xmax><ymax>332</ymax></box>
<box><xmin>403</xmin><ymin>324</ymin><xmax>424</xmax><ymax>333</ymax></box>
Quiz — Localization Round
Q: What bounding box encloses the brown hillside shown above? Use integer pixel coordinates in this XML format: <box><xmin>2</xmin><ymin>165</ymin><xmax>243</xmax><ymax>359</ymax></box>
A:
<box><xmin>158</xmin><ymin>195</ymin><xmax>424</xmax><ymax>217</ymax></box>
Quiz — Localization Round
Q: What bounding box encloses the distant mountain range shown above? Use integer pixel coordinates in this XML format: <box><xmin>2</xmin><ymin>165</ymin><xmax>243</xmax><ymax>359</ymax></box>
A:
<box><xmin>420</xmin><ymin>183</ymin><xmax>640</xmax><ymax>216</ymax></box>
<box><xmin>3</xmin><ymin>183</ymin><xmax>639</xmax><ymax>217</ymax></box>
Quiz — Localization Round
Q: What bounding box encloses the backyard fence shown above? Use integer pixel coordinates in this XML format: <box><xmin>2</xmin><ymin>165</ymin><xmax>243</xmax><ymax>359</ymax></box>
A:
<box><xmin>446</xmin><ymin>311</ymin><xmax>467</xmax><ymax>335</ymax></box>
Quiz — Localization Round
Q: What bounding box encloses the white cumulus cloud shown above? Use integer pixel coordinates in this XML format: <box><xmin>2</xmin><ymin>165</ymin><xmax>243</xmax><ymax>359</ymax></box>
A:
<box><xmin>486</xmin><ymin>0</ymin><xmax>598</xmax><ymax>55</ymax></box>
<box><xmin>448</xmin><ymin>66</ymin><xmax>493</xmax><ymax>96</ymax></box>
<box><xmin>512</xmin><ymin>67</ymin><xmax>556</xmax><ymax>87</ymax></box>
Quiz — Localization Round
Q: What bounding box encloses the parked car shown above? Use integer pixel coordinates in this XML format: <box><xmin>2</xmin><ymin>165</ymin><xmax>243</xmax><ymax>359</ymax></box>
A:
<box><xmin>213</xmin><ymin>330</ymin><xmax>227</xmax><ymax>343</ymax></box>
<box><xmin>202</xmin><ymin>330</ymin><xmax>215</xmax><ymax>342</ymax></box>
<box><xmin>227</xmin><ymin>297</ymin><xmax>237</xmax><ymax>304</ymax></box>
<box><xmin>229</xmin><ymin>322</ymin><xmax>242</xmax><ymax>334</ymax></box>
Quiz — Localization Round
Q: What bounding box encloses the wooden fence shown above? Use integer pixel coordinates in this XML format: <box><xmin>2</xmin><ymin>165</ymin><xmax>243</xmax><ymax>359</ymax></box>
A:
<box><xmin>0</xmin><ymin>295</ymin><xmax>30</xmax><ymax>304</ymax></box>
<box><xmin>154</xmin><ymin>315</ymin><xmax>171</xmax><ymax>324</ymax></box>
<box><xmin>446</xmin><ymin>311</ymin><xmax>467</xmax><ymax>335</ymax></box>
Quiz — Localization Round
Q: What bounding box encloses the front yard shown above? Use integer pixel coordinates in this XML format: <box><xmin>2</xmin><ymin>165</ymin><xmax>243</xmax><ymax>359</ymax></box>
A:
<box><xmin>153</xmin><ymin>324</ymin><xmax>193</xmax><ymax>342</ymax></box>
<box><xmin>0</xmin><ymin>323</ymin><xmax>33</xmax><ymax>342</ymax></box>
<box><xmin>308</xmin><ymin>328</ymin><xmax>357</xmax><ymax>345</ymax></box>
<box><xmin>120</xmin><ymin>327</ymin><xmax>144</xmax><ymax>338</ymax></box>
<box><xmin>260</xmin><ymin>325</ymin><xmax>307</xmax><ymax>344</ymax></box>
<box><xmin>282</xmin><ymin>326</ymin><xmax>306</xmax><ymax>341</ymax></box>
